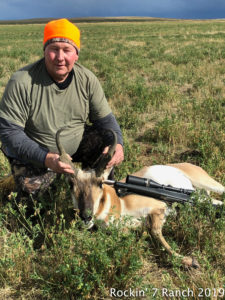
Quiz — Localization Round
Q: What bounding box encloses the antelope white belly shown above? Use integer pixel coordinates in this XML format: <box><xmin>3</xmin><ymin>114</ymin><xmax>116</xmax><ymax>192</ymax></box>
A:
<box><xmin>143</xmin><ymin>165</ymin><xmax>195</xmax><ymax>190</ymax></box>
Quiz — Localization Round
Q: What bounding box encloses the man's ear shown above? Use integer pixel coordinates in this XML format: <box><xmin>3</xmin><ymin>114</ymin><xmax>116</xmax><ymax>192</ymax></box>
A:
<box><xmin>75</xmin><ymin>50</ymin><xmax>79</xmax><ymax>61</ymax></box>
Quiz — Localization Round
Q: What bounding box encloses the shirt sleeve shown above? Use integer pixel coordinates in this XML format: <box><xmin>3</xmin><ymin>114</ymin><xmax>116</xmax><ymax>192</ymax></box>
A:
<box><xmin>0</xmin><ymin>117</ymin><xmax>48</xmax><ymax>168</ymax></box>
<box><xmin>0</xmin><ymin>77</ymin><xmax>30</xmax><ymax>127</ymax></box>
<box><xmin>88</xmin><ymin>75</ymin><xmax>112</xmax><ymax>121</ymax></box>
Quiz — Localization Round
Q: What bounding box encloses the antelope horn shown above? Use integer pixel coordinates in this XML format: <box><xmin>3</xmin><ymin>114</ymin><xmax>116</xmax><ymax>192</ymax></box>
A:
<box><xmin>106</xmin><ymin>129</ymin><xmax>117</xmax><ymax>157</ymax></box>
<box><xmin>93</xmin><ymin>129</ymin><xmax>117</xmax><ymax>177</ymax></box>
<box><xmin>56</xmin><ymin>127</ymin><xmax>79</xmax><ymax>176</ymax></box>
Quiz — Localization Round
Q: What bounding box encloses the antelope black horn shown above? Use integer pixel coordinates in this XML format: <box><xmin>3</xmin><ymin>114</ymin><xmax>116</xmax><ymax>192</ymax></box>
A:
<box><xmin>56</xmin><ymin>126</ymin><xmax>68</xmax><ymax>156</ymax></box>
<box><xmin>56</xmin><ymin>127</ymin><xmax>78</xmax><ymax>176</ymax></box>
<box><xmin>106</xmin><ymin>129</ymin><xmax>117</xmax><ymax>158</ymax></box>
<box><xmin>94</xmin><ymin>129</ymin><xmax>117</xmax><ymax>177</ymax></box>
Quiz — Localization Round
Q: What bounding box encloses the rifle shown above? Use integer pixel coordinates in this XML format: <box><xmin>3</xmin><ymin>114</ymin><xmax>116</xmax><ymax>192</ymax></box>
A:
<box><xmin>104</xmin><ymin>175</ymin><xmax>194</xmax><ymax>205</ymax></box>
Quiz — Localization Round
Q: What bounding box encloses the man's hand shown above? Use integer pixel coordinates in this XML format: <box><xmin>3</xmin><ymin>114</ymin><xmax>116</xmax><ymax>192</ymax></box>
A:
<box><xmin>103</xmin><ymin>144</ymin><xmax>124</xmax><ymax>168</ymax></box>
<box><xmin>45</xmin><ymin>152</ymin><xmax>75</xmax><ymax>174</ymax></box>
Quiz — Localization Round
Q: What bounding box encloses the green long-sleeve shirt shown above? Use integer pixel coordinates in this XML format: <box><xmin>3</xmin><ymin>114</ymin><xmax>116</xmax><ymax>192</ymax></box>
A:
<box><xmin>0</xmin><ymin>58</ymin><xmax>112</xmax><ymax>156</ymax></box>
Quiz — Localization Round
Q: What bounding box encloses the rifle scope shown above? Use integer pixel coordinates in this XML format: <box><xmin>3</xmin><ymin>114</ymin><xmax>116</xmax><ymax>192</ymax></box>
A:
<box><xmin>126</xmin><ymin>175</ymin><xmax>194</xmax><ymax>195</ymax></box>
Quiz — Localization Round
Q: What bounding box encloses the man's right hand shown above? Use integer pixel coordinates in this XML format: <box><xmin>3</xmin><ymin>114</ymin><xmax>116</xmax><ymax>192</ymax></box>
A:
<box><xmin>45</xmin><ymin>152</ymin><xmax>75</xmax><ymax>174</ymax></box>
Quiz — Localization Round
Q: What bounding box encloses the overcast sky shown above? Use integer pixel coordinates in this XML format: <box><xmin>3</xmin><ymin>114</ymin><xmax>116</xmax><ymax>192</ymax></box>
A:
<box><xmin>0</xmin><ymin>0</ymin><xmax>225</xmax><ymax>21</ymax></box>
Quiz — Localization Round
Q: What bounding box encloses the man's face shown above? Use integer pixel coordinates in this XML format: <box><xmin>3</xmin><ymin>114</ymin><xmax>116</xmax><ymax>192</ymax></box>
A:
<box><xmin>44</xmin><ymin>42</ymin><xmax>78</xmax><ymax>83</ymax></box>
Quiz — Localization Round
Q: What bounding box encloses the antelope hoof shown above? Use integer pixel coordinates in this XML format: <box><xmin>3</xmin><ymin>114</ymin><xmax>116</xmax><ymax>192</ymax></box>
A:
<box><xmin>182</xmin><ymin>256</ymin><xmax>200</xmax><ymax>269</ymax></box>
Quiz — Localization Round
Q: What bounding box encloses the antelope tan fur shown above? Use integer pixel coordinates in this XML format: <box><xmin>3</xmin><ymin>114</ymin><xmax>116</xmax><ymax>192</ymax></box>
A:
<box><xmin>56</xmin><ymin>127</ymin><xmax>224</xmax><ymax>269</ymax></box>
<box><xmin>83</xmin><ymin>163</ymin><xmax>224</xmax><ymax>269</ymax></box>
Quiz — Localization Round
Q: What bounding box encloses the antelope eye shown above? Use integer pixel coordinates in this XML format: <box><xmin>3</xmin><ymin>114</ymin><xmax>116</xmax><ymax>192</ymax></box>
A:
<box><xmin>97</xmin><ymin>179</ymin><xmax>103</xmax><ymax>188</ymax></box>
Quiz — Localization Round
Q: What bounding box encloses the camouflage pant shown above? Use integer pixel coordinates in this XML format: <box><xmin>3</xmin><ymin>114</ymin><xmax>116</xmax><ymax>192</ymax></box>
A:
<box><xmin>2</xmin><ymin>158</ymin><xmax>58</xmax><ymax>224</ymax></box>
<box><xmin>9</xmin><ymin>158</ymin><xmax>57</xmax><ymax>196</ymax></box>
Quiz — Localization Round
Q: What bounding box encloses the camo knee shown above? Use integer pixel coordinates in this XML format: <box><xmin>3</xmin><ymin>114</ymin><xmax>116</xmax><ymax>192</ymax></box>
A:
<box><xmin>10</xmin><ymin>159</ymin><xmax>56</xmax><ymax>195</ymax></box>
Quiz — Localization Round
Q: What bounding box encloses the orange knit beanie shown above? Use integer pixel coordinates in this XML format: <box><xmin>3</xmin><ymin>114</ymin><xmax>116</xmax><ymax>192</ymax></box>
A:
<box><xmin>43</xmin><ymin>19</ymin><xmax>80</xmax><ymax>52</ymax></box>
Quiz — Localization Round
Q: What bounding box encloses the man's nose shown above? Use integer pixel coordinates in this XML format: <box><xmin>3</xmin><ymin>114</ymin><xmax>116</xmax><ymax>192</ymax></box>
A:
<box><xmin>56</xmin><ymin>49</ymin><xmax>64</xmax><ymax>60</ymax></box>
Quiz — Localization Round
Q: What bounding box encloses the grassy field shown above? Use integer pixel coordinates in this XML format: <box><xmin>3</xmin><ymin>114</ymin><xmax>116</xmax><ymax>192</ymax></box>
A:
<box><xmin>0</xmin><ymin>19</ymin><xmax>224</xmax><ymax>299</ymax></box>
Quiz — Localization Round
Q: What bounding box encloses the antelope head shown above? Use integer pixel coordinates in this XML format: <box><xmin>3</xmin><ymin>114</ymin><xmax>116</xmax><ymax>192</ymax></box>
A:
<box><xmin>56</xmin><ymin>126</ymin><xmax>117</xmax><ymax>227</ymax></box>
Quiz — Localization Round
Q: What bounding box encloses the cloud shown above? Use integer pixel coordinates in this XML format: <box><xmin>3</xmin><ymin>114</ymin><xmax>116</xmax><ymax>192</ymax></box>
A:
<box><xmin>0</xmin><ymin>0</ymin><xmax>225</xmax><ymax>20</ymax></box>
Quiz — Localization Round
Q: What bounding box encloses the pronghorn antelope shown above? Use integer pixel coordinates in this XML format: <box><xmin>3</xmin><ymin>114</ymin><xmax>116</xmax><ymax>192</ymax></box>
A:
<box><xmin>56</xmin><ymin>128</ymin><xmax>225</xmax><ymax>269</ymax></box>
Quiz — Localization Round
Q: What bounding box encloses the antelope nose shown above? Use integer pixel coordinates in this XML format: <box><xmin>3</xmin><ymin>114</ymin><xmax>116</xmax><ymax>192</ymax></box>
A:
<box><xmin>83</xmin><ymin>216</ymin><xmax>92</xmax><ymax>225</ymax></box>
<box><xmin>83</xmin><ymin>216</ymin><xmax>94</xmax><ymax>229</ymax></box>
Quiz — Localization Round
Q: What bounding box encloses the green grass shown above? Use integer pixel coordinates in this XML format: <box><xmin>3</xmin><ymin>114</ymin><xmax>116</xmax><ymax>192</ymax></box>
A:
<box><xmin>0</xmin><ymin>19</ymin><xmax>224</xmax><ymax>299</ymax></box>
